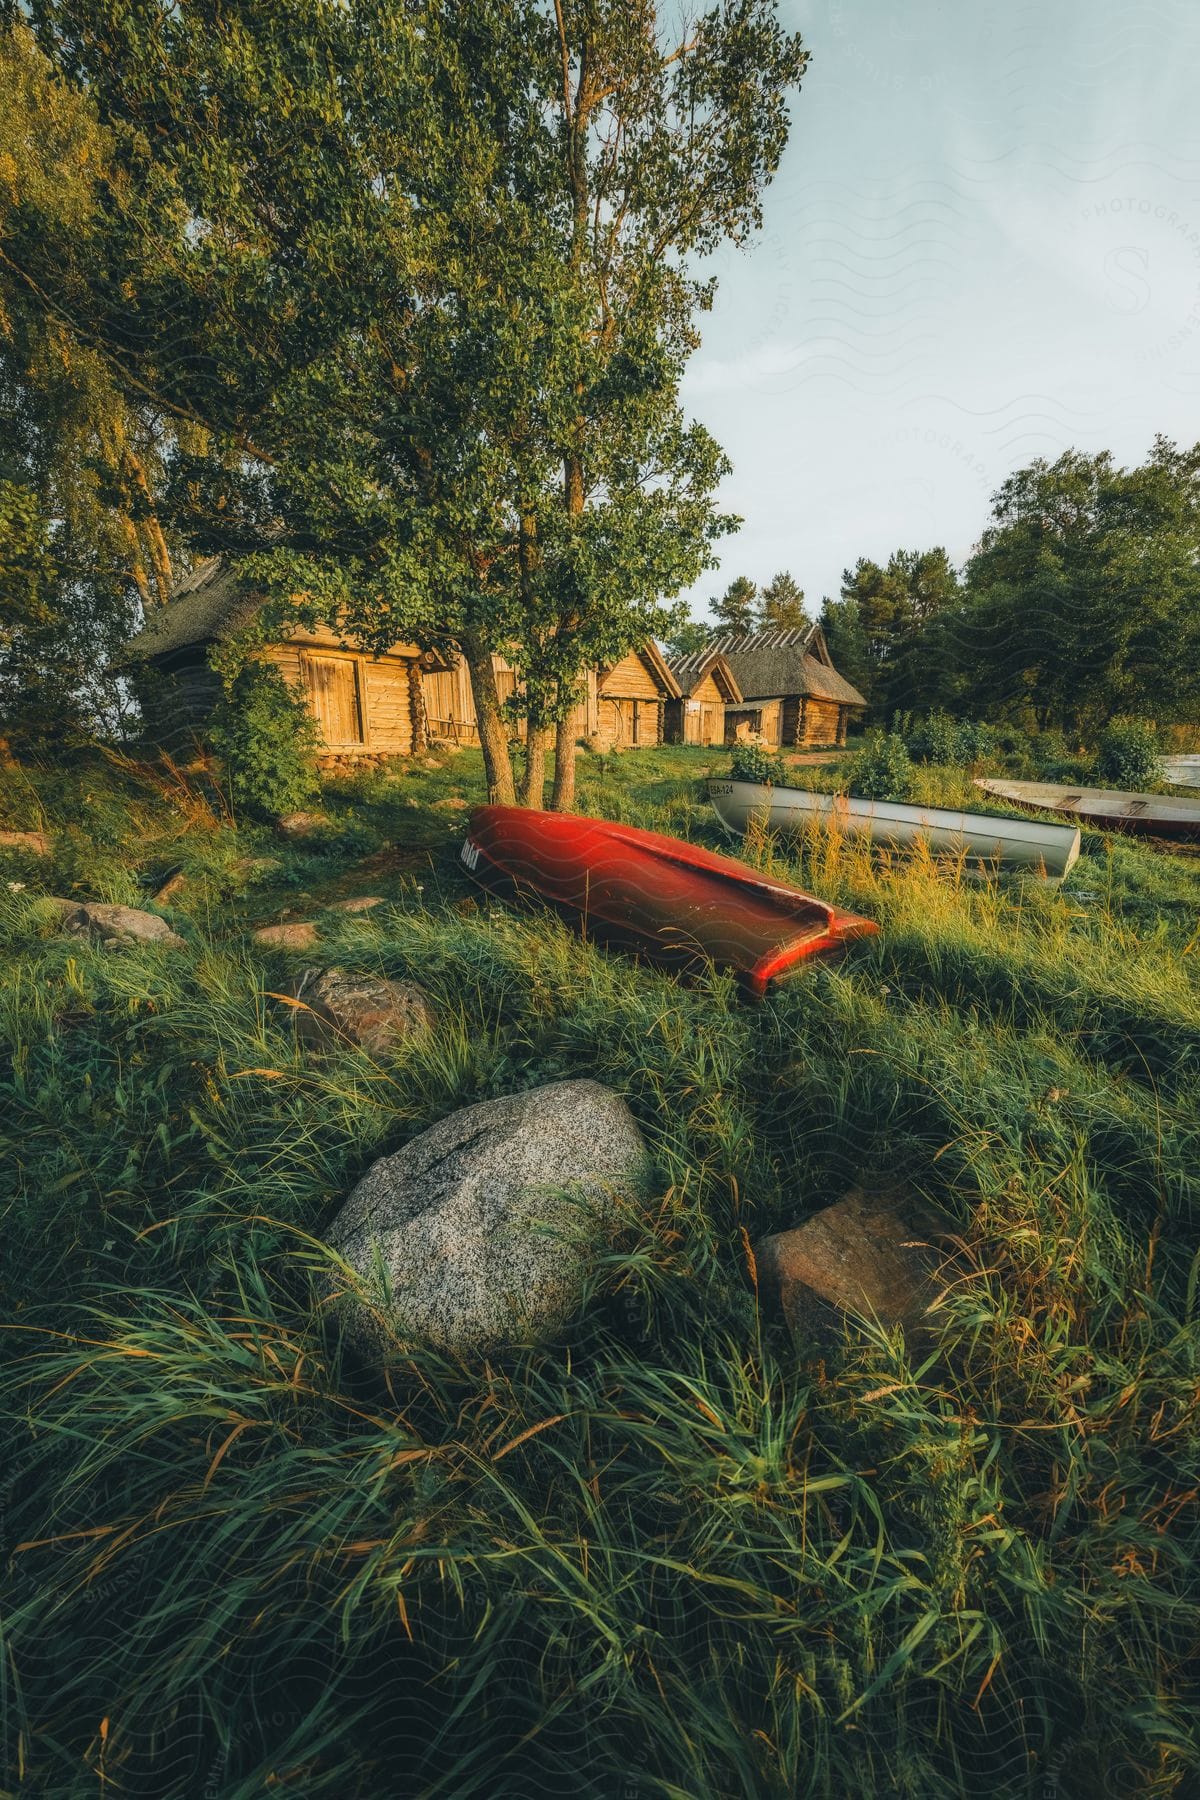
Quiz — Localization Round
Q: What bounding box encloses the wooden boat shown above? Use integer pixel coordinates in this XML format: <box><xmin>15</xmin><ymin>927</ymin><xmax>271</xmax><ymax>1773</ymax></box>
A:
<box><xmin>461</xmin><ymin>805</ymin><xmax>878</xmax><ymax>998</ymax></box>
<box><xmin>974</xmin><ymin>777</ymin><xmax>1200</xmax><ymax>842</ymax></box>
<box><xmin>708</xmin><ymin>778</ymin><xmax>1081</xmax><ymax>880</ymax></box>
<box><xmin>1160</xmin><ymin>755</ymin><xmax>1200</xmax><ymax>789</ymax></box>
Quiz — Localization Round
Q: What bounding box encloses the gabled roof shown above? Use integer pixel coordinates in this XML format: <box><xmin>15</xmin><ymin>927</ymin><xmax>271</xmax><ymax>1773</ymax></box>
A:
<box><xmin>665</xmin><ymin>647</ymin><xmax>744</xmax><ymax>704</ymax></box>
<box><xmin>708</xmin><ymin>624</ymin><xmax>868</xmax><ymax>709</ymax></box>
<box><xmin>599</xmin><ymin>641</ymin><xmax>683</xmax><ymax>700</ymax></box>
<box><xmin>120</xmin><ymin>558</ymin><xmax>259</xmax><ymax>662</ymax></box>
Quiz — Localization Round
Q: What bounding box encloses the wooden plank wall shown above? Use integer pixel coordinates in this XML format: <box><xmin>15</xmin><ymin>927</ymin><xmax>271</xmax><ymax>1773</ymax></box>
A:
<box><xmin>724</xmin><ymin>701</ymin><xmax>782</xmax><ymax>747</ymax></box>
<box><xmin>798</xmin><ymin>698</ymin><xmax>842</xmax><ymax>747</ymax></box>
<box><xmin>260</xmin><ymin>639</ymin><xmax>415</xmax><ymax>756</ymax></box>
<box><xmin>665</xmin><ymin>697</ymin><xmax>726</xmax><ymax>745</ymax></box>
<box><xmin>419</xmin><ymin>656</ymin><xmax>525</xmax><ymax>744</ymax></box>
<box><xmin>599</xmin><ymin>649</ymin><xmax>663</xmax><ymax>702</ymax></box>
<box><xmin>362</xmin><ymin>660</ymin><xmax>414</xmax><ymax>755</ymax></box>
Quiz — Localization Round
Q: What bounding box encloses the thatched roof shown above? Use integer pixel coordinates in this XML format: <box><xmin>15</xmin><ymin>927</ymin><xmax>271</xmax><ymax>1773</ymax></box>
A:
<box><xmin>708</xmin><ymin>625</ymin><xmax>867</xmax><ymax>709</ymax></box>
<box><xmin>120</xmin><ymin>559</ymin><xmax>259</xmax><ymax>663</ymax></box>
<box><xmin>664</xmin><ymin>648</ymin><xmax>744</xmax><ymax>704</ymax></box>
<box><xmin>120</xmin><ymin>557</ymin><xmax>444</xmax><ymax>667</ymax></box>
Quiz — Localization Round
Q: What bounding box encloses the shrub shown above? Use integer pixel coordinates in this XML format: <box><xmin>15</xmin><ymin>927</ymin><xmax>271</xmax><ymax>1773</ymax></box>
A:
<box><xmin>1096</xmin><ymin>717</ymin><xmax>1161</xmax><ymax>790</ymax></box>
<box><xmin>208</xmin><ymin>659</ymin><xmax>320</xmax><ymax>821</ymax></box>
<box><xmin>729</xmin><ymin>741</ymin><xmax>781</xmax><ymax>785</ymax></box>
<box><xmin>845</xmin><ymin>728</ymin><xmax>914</xmax><ymax>801</ymax></box>
<box><xmin>903</xmin><ymin>711</ymin><xmax>996</xmax><ymax>766</ymax></box>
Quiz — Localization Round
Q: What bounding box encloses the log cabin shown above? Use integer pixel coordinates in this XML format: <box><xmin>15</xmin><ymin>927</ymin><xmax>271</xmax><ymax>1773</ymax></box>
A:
<box><xmin>120</xmin><ymin>559</ymin><xmax>451</xmax><ymax>767</ymax></box>
<box><xmin>663</xmin><ymin>649</ymin><xmax>743</xmax><ymax>745</ymax></box>
<box><xmin>588</xmin><ymin>643</ymin><xmax>681</xmax><ymax>747</ymax></box>
<box><xmin>710</xmin><ymin>625</ymin><xmax>868</xmax><ymax>748</ymax></box>
<box><xmin>121</xmin><ymin>560</ymin><xmax>683</xmax><ymax>763</ymax></box>
<box><xmin>416</xmin><ymin>641</ymin><xmax>680</xmax><ymax>749</ymax></box>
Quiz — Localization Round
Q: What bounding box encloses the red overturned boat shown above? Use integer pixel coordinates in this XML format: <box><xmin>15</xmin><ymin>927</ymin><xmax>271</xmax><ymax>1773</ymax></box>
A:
<box><xmin>460</xmin><ymin>805</ymin><xmax>878</xmax><ymax>998</ymax></box>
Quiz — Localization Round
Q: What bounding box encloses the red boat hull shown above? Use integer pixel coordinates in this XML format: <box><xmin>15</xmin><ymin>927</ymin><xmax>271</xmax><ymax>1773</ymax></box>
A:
<box><xmin>461</xmin><ymin>805</ymin><xmax>878</xmax><ymax>998</ymax></box>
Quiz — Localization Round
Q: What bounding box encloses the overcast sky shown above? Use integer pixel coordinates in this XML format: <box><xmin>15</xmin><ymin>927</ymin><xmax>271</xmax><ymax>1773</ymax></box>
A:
<box><xmin>680</xmin><ymin>0</ymin><xmax>1200</xmax><ymax>621</ymax></box>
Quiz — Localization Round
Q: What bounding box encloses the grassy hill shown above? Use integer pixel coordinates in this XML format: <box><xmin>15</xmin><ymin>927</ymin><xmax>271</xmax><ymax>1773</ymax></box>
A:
<box><xmin>2</xmin><ymin>742</ymin><xmax>1198</xmax><ymax>1797</ymax></box>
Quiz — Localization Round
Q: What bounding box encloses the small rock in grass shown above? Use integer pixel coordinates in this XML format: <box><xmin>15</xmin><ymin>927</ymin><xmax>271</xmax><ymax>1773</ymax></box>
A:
<box><xmin>276</xmin><ymin>811</ymin><xmax>329</xmax><ymax>835</ymax></box>
<box><xmin>326</xmin><ymin>1079</ymin><xmax>650</xmax><ymax>1353</ymax></box>
<box><xmin>755</xmin><ymin>1186</ymin><xmax>960</xmax><ymax>1345</ymax></box>
<box><xmin>0</xmin><ymin>829</ymin><xmax>50</xmax><ymax>855</ymax></box>
<box><xmin>253</xmin><ymin>921</ymin><xmax>319</xmax><ymax>950</ymax></box>
<box><xmin>326</xmin><ymin>895</ymin><xmax>386</xmax><ymax>913</ymax></box>
<box><xmin>282</xmin><ymin>966</ymin><xmax>435</xmax><ymax>1056</ymax></box>
<box><xmin>54</xmin><ymin>900</ymin><xmax>185</xmax><ymax>950</ymax></box>
<box><xmin>152</xmin><ymin>870</ymin><xmax>188</xmax><ymax>905</ymax></box>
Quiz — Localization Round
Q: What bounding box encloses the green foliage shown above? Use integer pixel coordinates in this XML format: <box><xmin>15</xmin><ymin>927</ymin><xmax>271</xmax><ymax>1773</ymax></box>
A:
<box><xmin>845</xmin><ymin>728</ymin><xmax>915</xmax><ymax>800</ymax></box>
<box><xmin>834</xmin><ymin>547</ymin><xmax>961</xmax><ymax>715</ymax></box>
<box><xmin>663</xmin><ymin>616</ymin><xmax>711</xmax><ymax>660</ymax></box>
<box><xmin>818</xmin><ymin>589</ymin><xmax>871</xmax><ymax>701</ymax></box>
<box><xmin>709</xmin><ymin>574</ymin><xmax>758</xmax><ymax>634</ymax></box>
<box><xmin>208</xmin><ymin>660</ymin><xmax>319</xmax><ymax>822</ymax></box>
<box><xmin>961</xmin><ymin>440</ymin><xmax>1200</xmax><ymax>733</ymax></box>
<box><xmin>729</xmin><ymin>740</ymin><xmax>781</xmax><ymax>784</ymax></box>
<box><xmin>1096</xmin><ymin>717</ymin><xmax>1161</xmax><ymax>789</ymax></box>
<box><xmin>0</xmin><ymin>26</ymin><xmax>178</xmax><ymax>741</ymax></box>
<box><xmin>11</xmin><ymin>5</ymin><xmax>807</xmax><ymax>805</ymax></box>
<box><xmin>757</xmin><ymin>568</ymin><xmax>808</xmax><ymax>632</ymax></box>
<box><xmin>901</xmin><ymin>710</ymin><xmax>995</xmax><ymax>766</ymax></box>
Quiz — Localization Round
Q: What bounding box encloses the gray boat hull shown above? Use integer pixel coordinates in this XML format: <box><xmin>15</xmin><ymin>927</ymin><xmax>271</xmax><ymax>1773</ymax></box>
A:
<box><xmin>709</xmin><ymin>779</ymin><xmax>1081</xmax><ymax>879</ymax></box>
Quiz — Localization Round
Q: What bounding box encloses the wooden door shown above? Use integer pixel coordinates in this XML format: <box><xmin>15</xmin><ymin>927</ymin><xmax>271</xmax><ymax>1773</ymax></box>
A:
<box><xmin>601</xmin><ymin>696</ymin><xmax>635</xmax><ymax>744</ymax></box>
<box><xmin>305</xmin><ymin>654</ymin><xmax>364</xmax><ymax>746</ymax></box>
<box><xmin>632</xmin><ymin>700</ymin><xmax>659</xmax><ymax>745</ymax></box>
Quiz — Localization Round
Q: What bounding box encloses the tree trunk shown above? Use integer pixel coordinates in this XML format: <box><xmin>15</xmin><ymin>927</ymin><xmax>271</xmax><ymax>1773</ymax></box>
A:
<box><xmin>547</xmin><ymin>446</ymin><xmax>587</xmax><ymax>812</ymax></box>
<box><xmin>520</xmin><ymin>722</ymin><xmax>552</xmax><ymax>808</ymax></box>
<box><xmin>550</xmin><ymin>710</ymin><xmax>578</xmax><ymax>810</ymax></box>
<box><xmin>408</xmin><ymin>659</ymin><xmax>428</xmax><ymax>756</ymax></box>
<box><xmin>461</xmin><ymin>631</ymin><xmax>516</xmax><ymax>805</ymax></box>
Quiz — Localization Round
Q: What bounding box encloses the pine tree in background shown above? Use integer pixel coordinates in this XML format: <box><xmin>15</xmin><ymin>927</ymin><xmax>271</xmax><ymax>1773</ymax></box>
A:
<box><xmin>757</xmin><ymin>570</ymin><xmax>809</xmax><ymax>632</ymax></box>
<box><xmin>710</xmin><ymin>576</ymin><xmax>758</xmax><ymax>635</ymax></box>
<box><xmin>663</xmin><ymin>617</ymin><xmax>711</xmax><ymax>660</ymax></box>
<box><xmin>818</xmin><ymin>592</ymin><xmax>872</xmax><ymax>704</ymax></box>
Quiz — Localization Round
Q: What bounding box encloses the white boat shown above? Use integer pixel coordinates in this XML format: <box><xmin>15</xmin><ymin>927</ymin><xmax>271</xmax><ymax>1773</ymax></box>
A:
<box><xmin>1160</xmin><ymin>755</ymin><xmax>1200</xmax><ymax>789</ymax></box>
<box><xmin>708</xmin><ymin>778</ymin><xmax>1081</xmax><ymax>879</ymax></box>
<box><xmin>974</xmin><ymin>777</ymin><xmax>1200</xmax><ymax>843</ymax></box>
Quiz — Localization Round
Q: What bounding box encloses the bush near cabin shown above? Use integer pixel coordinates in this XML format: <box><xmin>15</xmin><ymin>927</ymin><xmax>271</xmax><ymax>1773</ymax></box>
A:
<box><xmin>208</xmin><ymin>660</ymin><xmax>320</xmax><ymax>822</ymax></box>
<box><xmin>900</xmin><ymin>710</ymin><xmax>995</xmax><ymax>767</ymax></box>
<box><xmin>845</xmin><ymin>728</ymin><xmax>915</xmax><ymax>802</ymax></box>
<box><xmin>729</xmin><ymin>741</ymin><xmax>782</xmax><ymax>785</ymax></box>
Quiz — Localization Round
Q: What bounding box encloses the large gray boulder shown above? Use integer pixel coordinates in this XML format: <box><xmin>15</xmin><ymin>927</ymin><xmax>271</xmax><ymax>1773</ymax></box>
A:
<box><xmin>327</xmin><ymin>1080</ymin><xmax>649</xmax><ymax>1353</ymax></box>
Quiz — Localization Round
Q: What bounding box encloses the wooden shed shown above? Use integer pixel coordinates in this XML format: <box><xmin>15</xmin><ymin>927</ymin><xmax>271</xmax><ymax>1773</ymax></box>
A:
<box><xmin>121</xmin><ymin>559</ymin><xmax>439</xmax><ymax>765</ymax></box>
<box><xmin>710</xmin><ymin>625</ymin><xmax>867</xmax><ymax>748</ymax></box>
<box><xmin>663</xmin><ymin>649</ymin><xmax>743</xmax><ymax>746</ymax></box>
<box><xmin>585</xmin><ymin>643</ymin><xmax>682</xmax><ymax>748</ymax></box>
<box><xmin>420</xmin><ymin>651</ymin><xmax>521</xmax><ymax>744</ymax></box>
<box><xmin>420</xmin><ymin>641</ymin><xmax>680</xmax><ymax>751</ymax></box>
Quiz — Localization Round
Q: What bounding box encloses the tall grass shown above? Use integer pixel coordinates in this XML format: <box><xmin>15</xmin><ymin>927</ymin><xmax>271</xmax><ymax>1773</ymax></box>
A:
<box><xmin>1</xmin><ymin>747</ymin><xmax>1198</xmax><ymax>1795</ymax></box>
